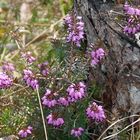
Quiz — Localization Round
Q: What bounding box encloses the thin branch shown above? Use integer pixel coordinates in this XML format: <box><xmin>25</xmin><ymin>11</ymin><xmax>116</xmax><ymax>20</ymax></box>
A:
<box><xmin>98</xmin><ymin>115</ymin><xmax>140</xmax><ymax>140</ymax></box>
<box><xmin>36</xmin><ymin>88</ymin><xmax>48</xmax><ymax>140</ymax></box>
<box><xmin>102</xmin><ymin>117</ymin><xmax>140</xmax><ymax>140</ymax></box>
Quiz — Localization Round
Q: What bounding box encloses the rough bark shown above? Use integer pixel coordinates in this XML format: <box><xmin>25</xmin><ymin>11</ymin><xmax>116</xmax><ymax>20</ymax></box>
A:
<box><xmin>74</xmin><ymin>0</ymin><xmax>140</xmax><ymax>117</ymax></box>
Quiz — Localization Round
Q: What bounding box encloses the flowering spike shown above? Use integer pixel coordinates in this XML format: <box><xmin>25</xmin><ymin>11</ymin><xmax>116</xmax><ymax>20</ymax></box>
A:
<box><xmin>71</xmin><ymin>127</ymin><xmax>84</xmax><ymax>137</ymax></box>
<box><xmin>91</xmin><ymin>48</ymin><xmax>105</xmax><ymax>67</ymax></box>
<box><xmin>23</xmin><ymin>69</ymin><xmax>39</xmax><ymax>89</ymax></box>
<box><xmin>86</xmin><ymin>102</ymin><xmax>106</xmax><ymax>122</ymax></box>
<box><xmin>41</xmin><ymin>89</ymin><xmax>57</xmax><ymax>108</ymax></box>
<box><xmin>67</xmin><ymin>82</ymin><xmax>86</xmax><ymax>102</ymax></box>
<box><xmin>21</xmin><ymin>51</ymin><xmax>36</xmax><ymax>64</ymax></box>
<box><xmin>0</xmin><ymin>72</ymin><xmax>13</xmax><ymax>89</ymax></box>
<box><xmin>64</xmin><ymin>14</ymin><xmax>84</xmax><ymax>47</ymax></box>
<box><xmin>123</xmin><ymin>2</ymin><xmax>140</xmax><ymax>35</ymax></box>
<box><xmin>18</xmin><ymin>126</ymin><xmax>33</xmax><ymax>138</ymax></box>
<box><xmin>38</xmin><ymin>61</ymin><xmax>49</xmax><ymax>76</ymax></box>
<box><xmin>46</xmin><ymin>113</ymin><xmax>64</xmax><ymax>127</ymax></box>
<box><xmin>2</xmin><ymin>62</ymin><xmax>15</xmax><ymax>72</ymax></box>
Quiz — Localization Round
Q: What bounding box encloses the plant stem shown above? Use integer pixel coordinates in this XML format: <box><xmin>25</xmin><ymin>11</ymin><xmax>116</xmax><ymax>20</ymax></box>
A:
<box><xmin>36</xmin><ymin>88</ymin><xmax>48</xmax><ymax>140</ymax></box>
<box><xmin>15</xmin><ymin>40</ymin><xmax>21</xmax><ymax>49</ymax></box>
<box><xmin>0</xmin><ymin>47</ymin><xmax>6</xmax><ymax>61</ymax></box>
<box><xmin>78</xmin><ymin>137</ymin><xmax>81</xmax><ymax>140</ymax></box>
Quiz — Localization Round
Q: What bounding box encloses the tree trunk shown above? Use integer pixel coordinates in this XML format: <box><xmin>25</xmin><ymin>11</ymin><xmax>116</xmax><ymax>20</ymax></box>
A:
<box><xmin>74</xmin><ymin>0</ymin><xmax>140</xmax><ymax>123</ymax></box>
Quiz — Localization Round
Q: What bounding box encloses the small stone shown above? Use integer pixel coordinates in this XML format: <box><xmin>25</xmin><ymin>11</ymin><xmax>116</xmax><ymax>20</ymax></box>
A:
<box><xmin>0</xmin><ymin>135</ymin><xmax>19</xmax><ymax>140</ymax></box>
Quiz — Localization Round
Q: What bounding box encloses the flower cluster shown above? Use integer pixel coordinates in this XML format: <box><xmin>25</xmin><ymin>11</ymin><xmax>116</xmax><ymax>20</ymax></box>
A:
<box><xmin>44</xmin><ymin>81</ymin><xmax>86</xmax><ymax>129</ymax></box>
<box><xmin>21</xmin><ymin>51</ymin><xmax>36</xmax><ymax>64</ymax></box>
<box><xmin>38</xmin><ymin>61</ymin><xmax>49</xmax><ymax>76</ymax></box>
<box><xmin>23</xmin><ymin>69</ymin><xmax>39</xmax><ymax>89</ymax></box>
<box><xmin>71</xmin><ymin>127</ymin><xmax>84</xmax><ymax>137</ymax></box>
<box><xmin>42</xmin><ymin>89</ymin><xmax>57</xmax><ymax>108</ymax></box>
<box><xmin>2</xmin><ymin>62</ymin><xmax>15</xmax><ymax>72</ymax></box>
<box><xmin>42</xmin><ymin>81</ymin><xmax>86</xmax><ymax>109</ymax></box>
<box><xmin>91</xmin><ymin>48</ymin><xmax>105</xmax><ymax>67</ymax></box>
<box><xmin>18</xmin><ymin>126</ymin><xmax>33</xmax><ymax>138</ymax></box>
<box><xmin>0</xmin><ymin>72</ymin><xmax>13</xmax><ymax>89</ymax></box>
<box><xmin>58</xmin><ymin>97</ymin><xmax>69</xmax><ymax>106</ymax></box>
<box><xmin>123</xmin><ymin>2</ymin><xmax>140</xmax><ymax>35</ymax></box>
<box><xmin>64</xmin><ymin>14</ymin><xmax>84</xmax><ymax>47</ymax></box>
<box><xmin>46</xmin><ymin>113</ymin><xmax>64</xmax><ymax>127</ymax></box>
<box><xmin>67</xmin><ymin>82</ymin><xmax>86</xmax><ymax>102</ymax></box>
<box><xmin>86</xmin><ymin>102</ymin><xmax>106</xmax><ymax>122</ymax></box>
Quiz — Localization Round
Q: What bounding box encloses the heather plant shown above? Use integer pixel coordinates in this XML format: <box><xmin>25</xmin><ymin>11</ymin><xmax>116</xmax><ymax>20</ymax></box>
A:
<box><xmin>2</xmin><ymin>0</ymin><xmax>139</xmax><ymax>140</ymax></box>
<box><xmin>0</xmin><ymin>1</ymin><xmax>106</xmax><ymax>139</ymax></box>
<box><xmin>64</xmin><ymin>13</ymin><xmax>84</xmax><ymax>47</ymax></box>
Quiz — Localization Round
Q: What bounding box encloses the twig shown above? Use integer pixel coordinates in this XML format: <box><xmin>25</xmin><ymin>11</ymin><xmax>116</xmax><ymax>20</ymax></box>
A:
<box><xmin>36</xmin><ymin>88</ymin><xmax>48</xmax><ymax>140</ymax></box>
<box><xmin>102</xmin><ymin>117</ymin><xmax>140</xmax><ymax>140</ymax></box>
<box><xmin>15</xmin><ymin>40</ymin><xmax>21</xmax><ymax>49</ymax></box>
<box><xmin>0</xmin><ymin>86</ymin><xmax>29</xmax><ymax>99</ymax></box>
<box><xmin>25</xmin><ymin>30</ymin><xmax>47</xmax><ymax>47</ymax></box>
<box><xmin>109</xmin><ymin>10</ymin><xmax>124</xmax><ymax>16</ymax></box>
<box><xmin>25</xmin><ymin>17</ymin><xmax>63</xmax><ymax>47</ymax></box>
<box><xmin>98</xmin><ymin>114</ymin><xmax>140</xmax><ymax>140</ymax></box>
<box><xmin>0</xmin><ymin>47</ymin><xmax>6</xmax><ymax>61</ymax></box>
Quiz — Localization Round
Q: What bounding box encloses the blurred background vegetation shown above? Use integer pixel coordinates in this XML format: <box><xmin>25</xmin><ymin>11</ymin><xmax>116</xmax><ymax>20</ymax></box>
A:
<box><xmin>0</xmin><ymin>0</ymin><xmax>73</xmax><ymax>139</ymax></box>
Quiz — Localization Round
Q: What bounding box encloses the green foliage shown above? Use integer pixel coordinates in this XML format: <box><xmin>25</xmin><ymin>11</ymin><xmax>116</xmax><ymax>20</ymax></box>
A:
<box><xmin>1</xmin><ymin>0</ymin><xmax>137</xmax><ymax>140</ymax></box>
<box><xmin>0</xmin><ymin>1</ymin><xmax>9</xmax><ymax>10</ymax></box>
<box><xmin>59</xmin><ymin>0</ymin><xmax>73</xmax><ymax>16</ymax></box>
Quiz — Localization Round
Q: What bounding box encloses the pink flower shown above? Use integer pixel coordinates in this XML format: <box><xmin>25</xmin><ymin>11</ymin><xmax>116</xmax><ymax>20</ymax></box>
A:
<box><xmin>71</xmin><ymin>127</ymin><xmax>84</xmax><ymax>137</ymax></box>
<box><xmin>42</xmin><ymin>89</ymin><xmax>57</xmax><ymax>108</ymax></box>
<box><xmin>123</xmin><ymin>2</ymin><xmax>140</xmax><ymax>35</ymax></box>
<box><xmin>38</xmin><ymin>61</ymin><xmax>49</xmax><ymax>76</ymax></box>
<box><xmin>64</xmin><ymin>14</ymin><xmax>84</xmax><ymax>47</ymax></box>
<box><xmin>67</xmin><ymin>96</ymin><xmax>77</xmax><ymax>103</ymax></box>
<box><xmin>95</xmin><ymin>48</ymin><xmax>105</xmax><ymax>59</ymax></box>
<box><xmin>124</xmin><ymin>2</ymin><xmax>130</xmax><ymax>11</ymax></box>
<box><xmin>91</xmin><ymin>58</ymin><xmax>99</xmax><ymax>66</ymax></box>
<box><xmin>21</xmin><ymin>51</ymin><xmax>36</xmax><ymax>64</ymax></box>
<box><xmin>58</xmin><ymin>97</ymin><xmax>69</xmax><ymax>106</ymax></box>
<box><xmin>26</xmin><ymin>126</ymin><xmax>33</xmax><ymax>134</ymax></box>
<box><xmin>18</xmin><ymin>130</ymin><xmax>28</xmax><ymax>138</ymax></box>
<box><xmin>2</xmin><ymin>62</ymin><xmax>15</xmax><ymax>72</ymax></box>
<box><xmin>46</xmin><ymin>113</ymin><xmax>64</xmax><ymax>127</ymax></box>
<box><xmin>91</xmin><ymin>48</ymin><xmax>105</xmax><ymax>67</ymax></box>
<box><xmin>23</xmin><ymin>69</ymin><xmax>39</xmax><ymax>89</ymax></box>
<box><xmin>86</xmin><ymin>102</ymin><xmax>106</xmax><ymax>122</ymax></box>
<box><xmin>127</xmin><ymin>7</ymin><xmax>135</xmax><ymax>15</ymax></box>
<box><xmin>18</xmin><ymin>126</ymin><xmax>33</xmax><ymax>138</ymax></box>
<box><xmin>67</xmin><ymin>82</ymin><xmax>86</xmax><ymax>101</ymax></box>
<box><xmin>0</xmin><ymin>72</ymin><xmax>13</xmax><ymax>89</ymax></box>
<box><xmin>64</xmin><ymin>14</ymin><xmax>72</xmax><ymax>25</ymax></box>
